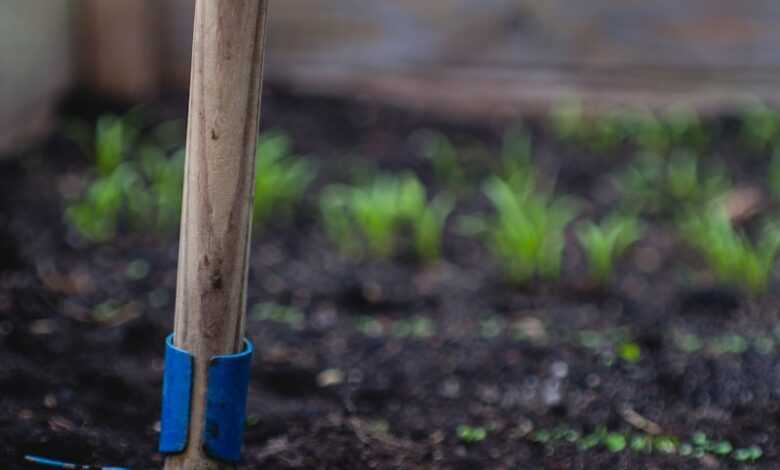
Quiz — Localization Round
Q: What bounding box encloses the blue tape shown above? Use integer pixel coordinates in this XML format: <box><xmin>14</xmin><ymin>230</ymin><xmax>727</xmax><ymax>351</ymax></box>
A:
<box><xmin>159</xmin><ymin>334</ymin><xmax>193</xmax><ymax>454</ymax></box>
<box><xmin>158</xmin><ymin>334</ymin><xmax>253</xmax><ymax>463</ymax></box>
<box><xmin>203</xmin><ymin>338</ymin><xmax>253</xmax><ymax>463</ymax></box>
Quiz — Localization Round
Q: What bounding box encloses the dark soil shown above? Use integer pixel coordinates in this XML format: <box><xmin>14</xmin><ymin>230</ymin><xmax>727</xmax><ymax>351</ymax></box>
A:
<box><xmin>1</xmin><ymin>87</ymin><xmax>779</xmax><ymax>469</ymax></box>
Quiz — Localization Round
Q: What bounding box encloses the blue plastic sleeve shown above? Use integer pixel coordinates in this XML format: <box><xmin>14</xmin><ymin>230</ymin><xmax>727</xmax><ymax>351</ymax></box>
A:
<box><xmin>203</xmin><ymin>338</ymin><xmax>254</xmax><ymax>463</ymax></box>
<box><xmin>159</xmin><ymin>334</ymin><xmax>193</xmax><ymax>454</ymax></box>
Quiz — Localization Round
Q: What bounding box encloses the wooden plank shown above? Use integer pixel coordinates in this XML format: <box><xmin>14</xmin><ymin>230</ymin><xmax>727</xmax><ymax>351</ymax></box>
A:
<box><xmin>81</xmin><ymin>0</ymin><xmax>161</xmax><ymax>100</ymax></box>
<box><xmin>126</xmin><ymin>1</ymin><xmax>780</xmax><ymax>115</ymax></box>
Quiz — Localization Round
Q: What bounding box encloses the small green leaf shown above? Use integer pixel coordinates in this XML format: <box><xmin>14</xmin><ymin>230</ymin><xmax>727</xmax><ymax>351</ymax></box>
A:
<box><xmin>605</xmin><ymin>433</ymin><xmax>626</xmax><ymax>452</ymax></box>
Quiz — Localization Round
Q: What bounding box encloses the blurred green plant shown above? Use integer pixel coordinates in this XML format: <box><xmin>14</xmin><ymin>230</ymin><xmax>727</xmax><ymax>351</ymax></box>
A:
<box><xmin>457</xmin><ymin>425</ymin><xmax>487</xmax><ymax>444</ymax></box>
<box><xmin>550</xmin><ymin>99</ymin><xmax>588</xmax><ymax>147</ymax></box>
<box><xmin>420</xmin><ymin>130</ymin><xmax>467</xmax><ymax>192</ymax></box>
<box><xmin>576</xmin><ymin>214</ymin><xmax>644</xmax><ymax>285</ymax></box>
<box><xmin>741</xmin><ymin>103</ymin><xmax>780</xmax><ymax>152</ymax></box>
<box><xmin>500</xmin><ymin>129</ymin><xmax>534</xmax><ymax>182</ymax></box>
<box><xmin>65</xmin><ymin>114</ymin><xmax>175</xmax><ymax>241</ymax></box>
<box><xmin>65</xmin><ymin>116</ymin><xmax>313</xmax><ymax>241</ymax></box>
<box><xmin>320</xmin><ymin>173</ymin><xmax>454</xmax><ymax>261</ymax></box>
<box><xmin>250</xmin><ymin>302</ymin><xmax>305</xmax><ymax>330</ymax></box>
<box><xmin>532</xmin><ymin>425</ymin><xmax>761</xmax><ymax>462</ymax></box>
<box><xmin>769</xmin><ymin>146</ymin><xmax>780</xmax><ymax>200</ymax></box>
<box><xmin>551</xmin><ymin>104</ymin><xmax>710</xmax><ymax>155</ymax></box>
<box><xmin>475</xmin><ymin>172</ymin><xmax>577</xmax><ymax>284</ymax></box>
<box><xmin>679</xmin><ymin>208</ymin><xmax>780</xmax><ymax>295</ymax></box>
<box><xmin>253</xmin><ymin>132</ymin><xmax>317</xmax><ymax>228</ymax></box>
<box><xmin>615</xmin><ymin>152</ymin><xmax>730</xmax><ymax>215</ymax></box>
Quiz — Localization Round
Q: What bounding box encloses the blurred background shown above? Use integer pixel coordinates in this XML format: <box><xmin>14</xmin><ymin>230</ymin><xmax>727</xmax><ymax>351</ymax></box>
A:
<box><xmin>6</xmin><ymin>0</ymin><xmax>780</xmax><ymax>153</ymax></box>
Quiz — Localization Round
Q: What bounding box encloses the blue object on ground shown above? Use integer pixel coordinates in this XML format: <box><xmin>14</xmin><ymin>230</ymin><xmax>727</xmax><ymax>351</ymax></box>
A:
<box><xmin>158</xmin><ymin>333</ymin><xmax>193</xmax><ymax>454</ymax></box>
<box><xmin>24</xmin><ymin>454</ymin><xmax>130</xmax><ymax>469</ymax></box>
<box><xmin>158</xmin><ymin>334</ymin><xmax>253</xmax><ymax>463</ymax></box>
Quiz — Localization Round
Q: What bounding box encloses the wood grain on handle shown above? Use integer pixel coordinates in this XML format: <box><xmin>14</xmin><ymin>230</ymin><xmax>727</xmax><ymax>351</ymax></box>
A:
<box><xmin>166</xmin><ymin>1</ymin><xmax>269</xmax><ymax>469</ymax></box>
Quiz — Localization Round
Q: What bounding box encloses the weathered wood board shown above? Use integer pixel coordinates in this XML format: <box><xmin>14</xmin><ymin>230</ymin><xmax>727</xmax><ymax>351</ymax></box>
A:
<box><xmin>7</xmin><ymin>0</ymin><xmax>780</xmax><ymax>144</ymax></box>
<box><xmin>149</xmin><ymin>1</ymin><xmax>780</xmax><ymax>117</ymax></box>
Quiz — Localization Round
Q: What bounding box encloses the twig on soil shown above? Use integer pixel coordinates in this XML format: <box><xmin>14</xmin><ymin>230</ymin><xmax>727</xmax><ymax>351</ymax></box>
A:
<box><xmin>619</xmin><ymin>405</ymin><xmax>662</xmax><ymax>435</ymax></box>
<box><xmin>348</xmin><ymin>417</ymin><xmax>421</xmax><ymax>452</ymax></box>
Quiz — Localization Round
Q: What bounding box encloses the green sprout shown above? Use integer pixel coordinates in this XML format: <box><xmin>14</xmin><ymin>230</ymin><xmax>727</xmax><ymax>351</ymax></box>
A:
<box><xmin>531</xmin><ymin>425</ymin><xmax>761</xmax><ymax>463</ymax></box>
<box><xmin>741</xmin><ymin>103</ymin><xmax>780</xmax><ymax>152</ymax></box>
<box><xmin>769</xmin><ymin>146</ymin><xmax>780</xmax><ymax>200</ymax></box>
<box><xmin>480</xmin><ymin>173</ymin><xmax>577</xmax><ymax>284</ymax></box>
<box><xmin>624</xmin><ymin>111</ymin><xmax>672</xmax><ymax>155</ymax></box>
<box><xmin>457</xmin><ymin>425</ymin><xmax>487</xmax><ymax>443</ymax></box>
<box><xmin>254</xmin><ymin>132</ymin><xmax>317</xmax><ymax>228</ymax></box>
<box><xmin>576</xmin><ymin>214</ymin><xmax>644</xmax><ymax>285</ymax></box>
<box><xmin>550</xmin><ymin>102</ymin><xmax>628</xmax><ymax>153</ymax></box>
<box><xmin>663</xmin><ymin>105</ymin><xmax>710</xmax><ymax>153</ymax></box>
<box><xmin>65</xmin><ymin>115</ymin><xmax>183</xmax><ymax>240</ymax></box>
<box><xmin>65</xmin><ymin>120</ymin><xmax>311</xmax><ymax>241</ymax></box>
<box><xmin>500</xmin><ymin>129</ymin><xmax>533</xmax><ymax>181</ymax></box>
<box><xmin>733</xmin><ymin>446</ymin><xmax>763</xmax><ymax>462</ymax></box>
<box><xmin>679</xmin><ymin>208</ymin><xmax>780</xmax><ymax>295</ymax></box>
<box><xmin>250</xmin><ymin>302</ymin><xmax>305</xmax><ymax>330</ymax></box>
<box><xmin>320</xmin><ymin>173</ymin><xmax>453</xmax><ymax>261</ymax></box>
<box><xmin>615</xmin><ymin>152</ymin><xmax>729</xmax><ymax>215</ymax></box>
<box><xmin>420</xmin><ymin>130</ymin><xmax>466</xmax><ymax>192</ymax></box>
<box><xmin>94</xmin><ymin>114</ymin><xmax>138</xmax><ymax>175</ymax></box>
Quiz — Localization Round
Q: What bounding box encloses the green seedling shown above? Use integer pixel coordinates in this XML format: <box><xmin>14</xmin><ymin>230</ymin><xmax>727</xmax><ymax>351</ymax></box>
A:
<box><xmin>320</xmin><ymin>173</ymin><xmax>453</xmax><ymax>261</ymax></box>
<box><xmin>457</xmin><ymin>425</ymin><xmax>487</xmax><ymax>443</ymax></box>
<box><xmin>590</xmin><ymin>113</ymin><xmax>629</xmax><ymax>154</ymax></box>
<box><xmin>550</xmin><ymin>99</ymin><xmax>587</xmax><ymax>145</ymax></box>
<box><xmin>621</xmin><ymin>111</ymin><xmax>672</xmax><ymax>155</ymax></box>
<box><xmin>250</xmin><ymin>302</ymin><xmax>305</xmax><ymax>330</ymax></box>
<box><xmin>500</xmin><ymin>129</ymin><xmax>533</xmax><ymax>182</ymax></box>
<box><xmin>615</xmin><ymin>152</ymin><xmax>729</xmax><ymax>215</ymax></box>
<box><xmin>733</xmin><ymin>446</ymin><xmax>763</xmax><ymax>462</ymax></box>
<box><xmin>480</xmin><ymin>174</ymin><xmax>577</xmax><ymax>284</ymax></box>
<box><xmin>549</xmin><ymin>102</ymin><xmax>627</xmax><ymax>154</ymax></box>
<box><xmin>741</xmin><ymin>103</ymin><xmax>780</xmax><ymax>152</ymax></box>
<box><xmin>355</xmin><ymin>316</ymin><xmax>386</xmax><ymax>337</ymax></box>
<box><xmin>390</xmin><ymin>315</ymin><xmax>435</xmax><ymax>339</ymax></box>
<box><xmin>420</xmin><ymin>130</ymin><xmax>466</xmax><ymax>192</ymax></box>
<box><xmin>94</xmin><ymin>114</ymin><xmax>139</xmax><ymax>175</ymax></box>
<box><xmin>254</xmin><ymin>132</ymin><xmax>317</xmax><ymax>228</ymax></box>
<box><xmin>679</xmin><ymin>208</ymin><xmax>780</xmax><ymax>294</ymax></box>
<box><xmin>617</xmin><ymin>341</ymin><xmax>641</xmax><ymax>363</ymax></box>
<box><xmin>604</xmin><ymin>433</ymin><xmax>627</xmax><ymax>453</ymax></box>
<box><xmin>665</xmin><ymin>106</ymin><xmax>710</xmax><ymax>153</ymax></box>
<box><xmin>576</xmin><ymin>213</ymin><xmax>644</xmax><ymax>284</ymax></box>
<box><xmin>66</xmin><ymin>121</ymin><xmax>311</xmax><ymax>241</ymax></box>
<box><xmin>65</xmin><ymin>163</ymin><xmax>143</xmax><ymax>241</ymax></box>
<box><xmin>532</xmin><ymin>425</ymin><xmax>761</xmax><ymax>463</ymax></box>
<box><xmin>768</xmin><ymin>146</ymin><xmax>780</xmax><ymax>200</ymax></box>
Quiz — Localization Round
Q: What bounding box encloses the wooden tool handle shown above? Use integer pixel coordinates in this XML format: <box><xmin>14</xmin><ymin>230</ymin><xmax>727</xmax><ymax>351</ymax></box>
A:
<box><xmin>166</xmin><ymin>1</ymin><xmax>269</xmax><ymax>469</ymax></box>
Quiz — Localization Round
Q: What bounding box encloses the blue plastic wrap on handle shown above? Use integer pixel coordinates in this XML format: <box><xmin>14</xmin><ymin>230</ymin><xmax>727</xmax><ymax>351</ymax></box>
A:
<box><xmin>159</xmin><ymin>334</ymin><xmax>253</xmax><ymax>463</ymax></box>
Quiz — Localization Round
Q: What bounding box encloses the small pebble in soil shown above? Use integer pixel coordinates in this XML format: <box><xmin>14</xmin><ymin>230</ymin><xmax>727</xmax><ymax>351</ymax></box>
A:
<box><xmin>550</xmin><ymin>361</ymin><xmax>568</xmax><ymax>379</ymax></box>
<box><xmin>43</xmin><ymin>394</ymin><xmax>57</xmax><ymax>408</ymax></box>
<box><xmin>439</xmin><ymin>378</ymin><xmax>461</xmax><ymax>399</ymax></box>
<box><xmin>317</xmin><ymin>368</ymin><xmax>345</xmax><ymax>387</ymax></box>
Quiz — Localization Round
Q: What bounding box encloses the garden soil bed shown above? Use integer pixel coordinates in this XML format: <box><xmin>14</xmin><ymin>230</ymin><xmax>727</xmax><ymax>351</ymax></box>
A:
<box><xmin>1</xmin><ymin>88</ymin><xmax>779</xmax><ymax>469</ymax></box>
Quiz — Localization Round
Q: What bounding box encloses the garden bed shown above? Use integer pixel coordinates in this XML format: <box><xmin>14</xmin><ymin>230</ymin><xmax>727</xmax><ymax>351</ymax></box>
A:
<box><xmin>1</xmin><ymin>89</ymin><xmax>779</xmax><ymax>469</ymax></box>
